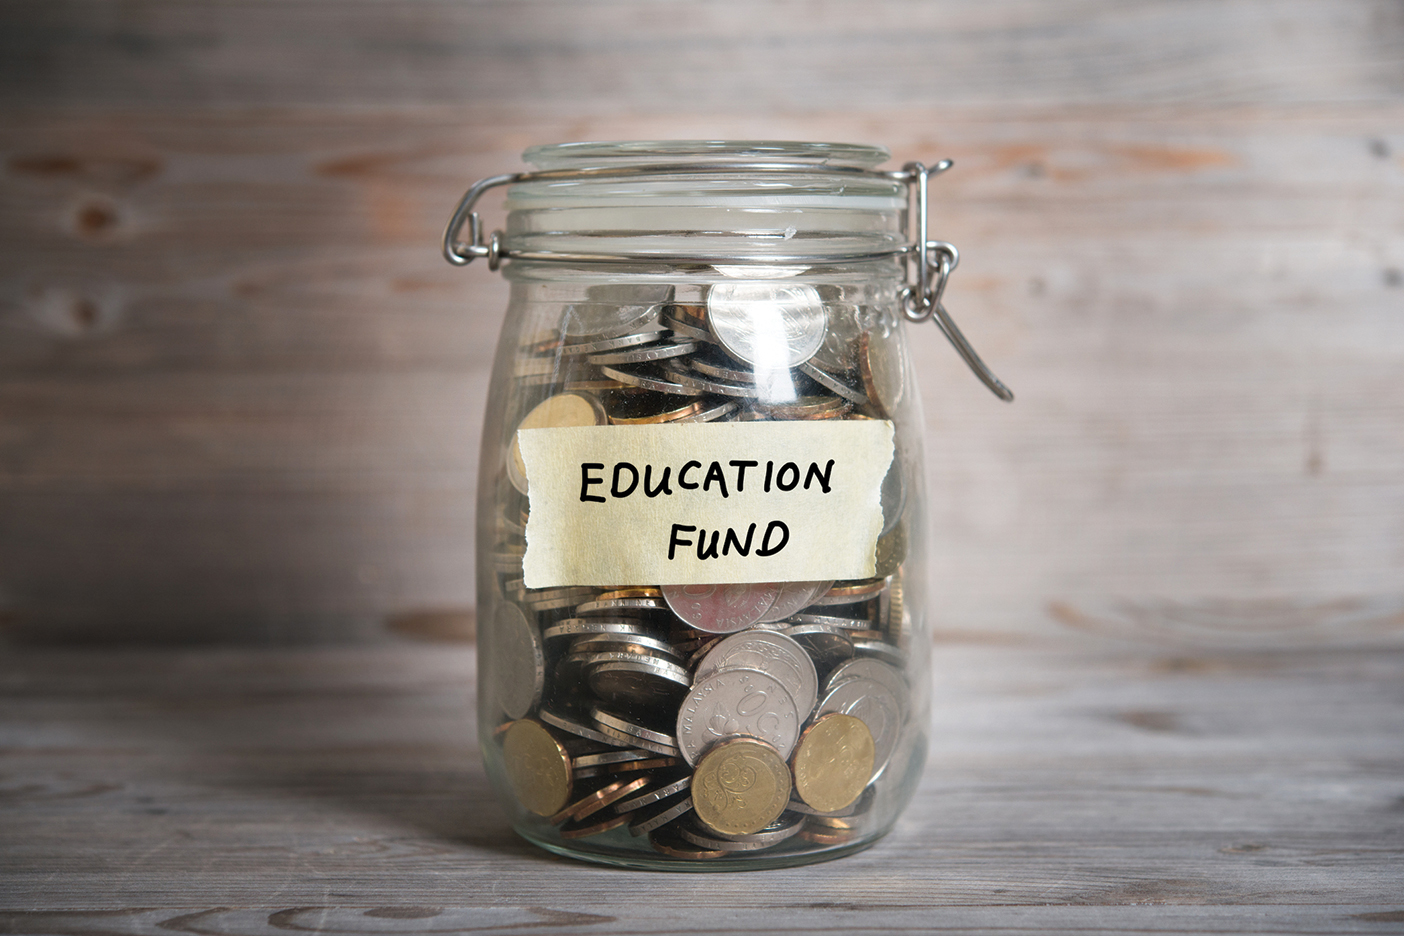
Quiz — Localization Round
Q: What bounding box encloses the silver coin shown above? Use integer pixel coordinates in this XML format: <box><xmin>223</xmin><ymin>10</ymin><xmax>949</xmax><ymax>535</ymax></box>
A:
<box><xmin>598</xmin><ymin>364</ymin><xmax>705</xmax><ymax>396</ymax></box>
<box><xmin>824</xmin><ymin>658</ymin><xmax>908</xmax><ymax>698</ymax></box>
<box><xmin>661</xmin><ymin>318</ymin><xmax>716</xmax><ymax>344</ymax></box>
<box><xmin>588</xmin><ymin>341</ymin><xmax>698</xmax><ymax>365</ymax></box>
<box><xmin>628</xmin><ymin>794</ymin><xmax>694</xmax><ymax>836</ymax></box>
<box><xmin>569</xmin><ymin>632</ymin><xmax>680</xmax><ymax>660</ymax></box>
<box><xmin>810</xmin><ymin>301</ymin><xmax>865</xmax><ymax>374</ymax></box>
<box><xmin>614</xmin><ymin>774</ymin><xmax>692</xmax><ymax>814</ymax></box>
<box><xmin>539</xmin><ymin>708</ymin><xmax>621</xmax><ymax>747</ymax></box>
<box><xmin>486</xmin><ymin>602</ymin><xmax>542</xmax><ymax>720</ymax></box>
<box><xmin>558</xmin><ymin>330</ymin><xmax>665</xmax><ymax>356</ymax></box>
<box><xmin>573</xmin><ymin>748</ymin><xmax>660</xmax><ymax>768</ymax></box>
<box><xmin>797</xmin><ymin>359</ymin><xmax>868</xmax><ymax>405</ymax></box>
<box><xmin>850</xmin><ymin>638</ymin><xmax>905</xmax><ymax>669</ymax></box>
<box><xmin>588</xmin><ymin>657</ymin><xmax>692</xmax><ymax>708</ymax></box>
<box><xmin>689</xmin><ymin>354</ymin><xmax>757</xmax><ymax>384</ymax></box>
<box><xmin>659</xmin><ymin>365</ymin><xmax>763</xmax><ymax>399</ymax></box>
<box><xmin>662</xmin><ymin>582</ymin><xmax>780</xmax><ymax>634</ymax></box>
<box><xmin>574</xmin><ymin>597</ymin><xmax>669</xmax><ymax>616</ymax></box>
<box><xmin>674</xmin><ymin>400</ymin><xmax>739</xmax><ymax>423</ymax></box>
<box><xmin>678</xmin><ymin>811</ymin><xmax>805</xmax><ymax>849</ymax></box>
<box><xmin>816</xmin><ymin>676</ymin><xmax>904</xmax><ymax>781</ymax></box>
<box><xmin>788</xmin><ymin>612</ymin><xmax>871</xmax><ymax>630</ymax></box>
<box><xmin>561</xmin><ymin>284</ymin><xmax>672</xmax><ymax>340</ymax></box>
<box><xmin>676</xmin><ymin>668</ymin><xmax>800</xmax><ymax>764</ymax></box>
<box><xmin>694</xmin><ymin>630</ymin><xmax>818</xmax><ymax>719</ymax></box>
<box><xmin>756</xmin><ymin>580</ymin><xmax>833</xmax><ymax>623</ymax></box>
<box><xmin>859</xmin><ymin>328</ymin><xmax>906</xmax><ymax>418</ymax></box>
<box><xmin>706</xmin><ymin>281</ymin><xmax>826</xmax><ymax>369</ymax></box>
<box><xmin>782</xmin><ymin>623</ymin><xmax>855</xmax><ymax>671</ymax></box>
<box><xmin>542</xmin><ymin>619</ymin><xmax>657</xmax><ymax>641</ymax></box>
<box><xmin>591</xmin><ymin>707</ymin><xmax>680</xmax><ymax>755</ymax></box>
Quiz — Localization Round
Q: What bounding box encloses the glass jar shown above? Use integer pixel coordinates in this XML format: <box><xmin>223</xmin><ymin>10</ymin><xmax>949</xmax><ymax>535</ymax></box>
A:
<box><xmin>444</xmin><ymin>141</ymin><xmax>1010</xmax><ymax>870</ymax></box>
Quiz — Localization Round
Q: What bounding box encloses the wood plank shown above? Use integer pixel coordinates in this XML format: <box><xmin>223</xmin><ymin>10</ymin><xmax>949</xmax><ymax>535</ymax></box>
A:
<box><xmin>3</xmin><ymin>1</ymin><xmax>1403</xmax><ymax>109</ymax></box>
<box><xmin>0</xmin><ymin>641</ymin><xmax>1401</xmax><ymax>928</ymax></box>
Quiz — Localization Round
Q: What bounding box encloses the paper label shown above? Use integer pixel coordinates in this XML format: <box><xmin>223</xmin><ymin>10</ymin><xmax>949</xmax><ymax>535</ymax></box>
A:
<box><xmin>519</xmin><ymin>420</ymin><xmax>895</xmax><ymax>587</ymax></box>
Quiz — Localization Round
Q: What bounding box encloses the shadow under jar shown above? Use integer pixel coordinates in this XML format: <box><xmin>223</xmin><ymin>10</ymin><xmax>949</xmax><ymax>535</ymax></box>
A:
<box><xmin>444</xmin><ymin>141</ymin><xmax>1010</xmax><ymax>870</ymax></box>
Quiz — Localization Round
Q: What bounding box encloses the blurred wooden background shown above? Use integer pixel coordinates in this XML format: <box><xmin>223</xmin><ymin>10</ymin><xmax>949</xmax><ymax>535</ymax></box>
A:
<box><xmin>1</xmin><ymin>0</ymin><xmax>1402</xmax><ymax>645</ymax></box>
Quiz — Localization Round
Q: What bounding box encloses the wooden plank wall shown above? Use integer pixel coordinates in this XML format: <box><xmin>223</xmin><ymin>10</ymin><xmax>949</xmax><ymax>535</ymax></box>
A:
<box><xmin>1</xmin><ymin>1</ymin><xmax>1402</xmax><ymax>644</ymax></box>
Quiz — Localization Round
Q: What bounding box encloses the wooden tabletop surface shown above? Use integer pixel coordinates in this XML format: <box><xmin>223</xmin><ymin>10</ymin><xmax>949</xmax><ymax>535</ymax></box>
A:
<box><xmin>3</xmin><ymin>636</ymin><xmax>1401</xmax><ymax>934</ymax></box>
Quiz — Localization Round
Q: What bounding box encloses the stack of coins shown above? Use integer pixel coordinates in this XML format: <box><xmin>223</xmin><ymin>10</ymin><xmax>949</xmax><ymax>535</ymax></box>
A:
<box><xmin>489</xmin><ymin>281</ymin><xmax>914</xmax><ymax>859</ymax></box>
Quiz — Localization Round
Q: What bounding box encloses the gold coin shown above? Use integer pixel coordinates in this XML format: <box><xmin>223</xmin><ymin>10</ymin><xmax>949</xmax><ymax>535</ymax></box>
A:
<box><xmin>691</xmin><ymin>737</ymin><xmax>791</xmax><ymax>836</ymax></box>
<box><xmin>791</xmin><ymin>713</ymin><xmax>874</xmax><ymax>814</ymax></box>
<box><xmin>873</xmin><ymin>519</ymin><xmax>906</xmax><ymax>579</ymax></box>
<box><xmin>501</xmin><ymin>719</ymin><xmax>573</xmax><ymax>817</ymax></box>
<box><xmin>859</xmin><ymin>330</ymin><xmax>905</xmax><ymax>419</ymax></box>
<box><xmin>596</xmin><ymin>587</ymin><xmax>663</xmax><ymax>601</ymax></box>
<box><xmin>506</xmin><ymin>393</ymin><xmax>606</xmax><ymax>495</ymax></box>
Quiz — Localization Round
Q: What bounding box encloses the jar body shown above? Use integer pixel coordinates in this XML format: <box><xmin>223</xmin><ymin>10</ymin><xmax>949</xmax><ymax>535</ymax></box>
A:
<box><xmin>473</xmin><ymin>144</ymin><xmax>931</xmax><ymax>869</ymax></box>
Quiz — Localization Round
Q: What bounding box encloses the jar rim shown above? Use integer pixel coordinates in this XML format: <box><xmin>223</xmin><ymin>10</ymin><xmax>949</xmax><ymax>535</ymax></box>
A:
<box><xmin>522</xmin><ymin>140</ymin><xmax>892</xmax><ymax>170</ymax></box>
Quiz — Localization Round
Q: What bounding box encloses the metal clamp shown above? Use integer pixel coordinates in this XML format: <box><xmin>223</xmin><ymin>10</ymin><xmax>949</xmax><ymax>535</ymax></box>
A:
<box><xmin>442</xmin><ymin>159</ymin><xmax>1012</xmax><ymax>401</ymax></box>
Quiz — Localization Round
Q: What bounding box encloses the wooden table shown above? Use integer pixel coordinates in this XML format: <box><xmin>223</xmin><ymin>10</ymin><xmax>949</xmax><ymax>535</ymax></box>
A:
<box><xmin>3</xmin><ymin>637</ymin><xmax>1401</xmax><ymax>933</ymax></box>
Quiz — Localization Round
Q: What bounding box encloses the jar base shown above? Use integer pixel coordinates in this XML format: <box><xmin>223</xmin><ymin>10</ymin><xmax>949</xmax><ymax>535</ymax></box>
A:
<box><xmin>516</xmin><ymin>823</ymin><xmax>886</xmax><ymax>872</ymax></box>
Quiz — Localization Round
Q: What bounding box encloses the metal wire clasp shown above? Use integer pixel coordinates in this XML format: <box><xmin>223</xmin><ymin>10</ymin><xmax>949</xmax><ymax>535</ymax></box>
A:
<box><xmin>893</xmin><ymin>161</ymin><xmax>1013</xmax><ymax>402</ymax></box>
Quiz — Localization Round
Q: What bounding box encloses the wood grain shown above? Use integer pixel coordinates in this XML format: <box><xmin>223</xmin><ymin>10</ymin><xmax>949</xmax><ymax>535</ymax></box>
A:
<box><xmin>1</xmin><ymin>1</ymin><xmax>1403</xmax><ymax>641</ymax></box>
<box><xmin>0</xmin><ymin>640</ymin><xmax>1400</xmax><ymax>929</ymax></box>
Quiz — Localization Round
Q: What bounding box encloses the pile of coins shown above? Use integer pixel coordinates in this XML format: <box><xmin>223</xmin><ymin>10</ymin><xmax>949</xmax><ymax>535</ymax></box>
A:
<box><xmin>486</xmin><ymin>281</ymin><xmax>914</xmax><ymax>859</ymax></box>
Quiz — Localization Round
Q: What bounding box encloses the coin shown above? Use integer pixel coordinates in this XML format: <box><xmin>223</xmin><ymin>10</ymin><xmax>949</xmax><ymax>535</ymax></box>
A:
<box><xmin>756</xmin><ymin>580</ymin><xmax>832</xmax><ymax>623</ymax></box>
<box><xmin>613</xmin><ymin>773</ymin><xmax>692</xmax><ymax>814</ymax></box>
<box><xmin>859</xmin><ymin>329</ymin><xmax>905</xmax><ymax>419</ymax></box>
<box><xmin>485</xmin><ymin>602</ymin><xmax>543</xmax><ymax>720</ymax></box>
<box><xmin>559</xmin><ymin>811</ymin><xmax>630</xmax><ymax>839</ymax></box>
<box><xmin>629</xmin><ymin>793</ymin><xmax>695</xmax><ymax>836</ymax></box>
<box><xmin>560</xmin><ymin>283</ymin><xmax>671</xmax><ymax>340</ymax></box>
<box><xmin>548</xmin><ymin>776</ymin><xmax>649</xmax><ymax>825</ymax></box>
<box><xmin>796</xmin><ymin>360</ymin><xmax>868</xmax><ymax>405</ymax></box>
<box><xmin>690</xmin><ymin>737</ymin><xmax>792</xmax><ymax>836</ymax></box>
<box><xmin>542</xmin><ymin>619</ymin><xmax>657</xmax><ymax>641</ymax></box>
<box><xmin>662</xmin><ymin>582</ymin><xmax>780</xmax><ymax>634</ymax></box>
<box><xmin>591</xmin><ymin>707</ymin><xmax>680</xmax><ymax>756</ymax></box>
<box><xmin>569</xmin><ymin>632</ymin><xmax>680</xmax><ymax>659</ymax></box>
<box><xmin>790</xmin><ymin>713</ymin><xmax>875</xmax><ymax>813</ymax></box>
<box><xmin>588</xmin><ymin>657</ymin><xmax>691</xmax><ymax>708</ymax></box>
<box><xmin>598</xmin><ymin>364</ymin><xmax>705</xmax><ymax>396</ymax></box>
<box><xmin>572</xmin><ymin>756</ymin><xmax>679</xmax><ymax>779</ymax></box>
<box><xmin>810</xmin><ymin>301</ymin><xmax>865</xmax><ymax>373</ymax></box>
<box><xmin>851</xmin><ymin>637</ymin><xmax>905</xmax><ymax>669</ymax></box>
<box><xmin>706</xmin><ymin>282</ymin><xmax>826</xmax><ymax>369</ymax></box>
<box><xmin>787</xmin><ymin>784</ymin><xmax>876</xmax><ymax>818</ymax></box>
<box><xmin>788</xmin><ymin>612</ymin><xmax>870</xmax><ymax>630</ymax></box>
<box><xmin>501</xmin><ymin>719</ymin><xmax>573</xmax><ymax>817</ymax></box>
<box><xmin>688</xmin><ymin>352</ymin><xmax>756</xmax><ymax>384</ymax></box>
<box><xmin>649</xmin><ymin>827</ymin><xmax>724</xmax><ymax>858</ymax></box>
<box><xmin>873</xmin><ymin>518</ymin><xmax>906</xmax><ymax>578</ymax></box>
<box><xmin>558</xmin><ymin>330</ymin><xmax>664</xmax><ymax>356</ymax></box>
<box><xmin>575</xmin><ymin>596</ymin><xmax>669</xmax><ymax>616</ymax></box>
<box><xmin>674</xmin><ymin>399</ymin><xmax>740</xmax><ymax>423</ymax></box>
<box><xmin>782</xmin><ymin>622</ymin><xmax>855</xmax><ymax>671</ymax></box>
<box><xmin>797</xmin><ymin>824</ymin><xmax>857</xmax><ymax>846</ymax></box>
<box><xmin>597</xmin><ymin>586</ymin><xmax>663</xmax><ymax>600</ymax></box>
<box><xmin>506</xmin><ymin>393</ymin><xmax>607</xmax><ymax>495</ymax></box>
<box><xmin>588</xmin><ymin>341</ymin><xmax>698</xmax><ymax>365</ymax></box>
<box><xmin>825</xmin><ymin>658</ymin><xmax>908</xmax><ymax>698</ymax></box>
<box><xmin>816</xmin><ymin>676</ymin><xmax>904</xmax><ymax>782</ymax></box>
<box><xmin>693</xmin><ymin>629</ymin><xmax>818</xmax><ymax>719</ymax></box>
<box><xmin>814</xmin><ymin>578</ymin><xmax>887</xmax><ymax>605</ymax></box>
<box><xmin>572</xmin><ymin>748</ymin><xmax>658</xmax><ymax>769</ymax></box>
<box><xmin>676</xmin><ymin>668</ymin><xmax>800</xmax><ymax>764</ymax></box>
<box><xmin>538</xmin><ymin>708</ymin><xmax>621</xmax><ymax>747</ymax></box>
<box><xmin>658</xmin><ymin>365</ymin><xmax>762</xmax><ymax>399</ymax></box>
<box><xmin>606</xmin><ymin>394</ymin><xmax>705</xmax><ymax>425</ymax></box>
<box><xmin>661</xmin><ymin>318</ymin><xmax>715</xmax><ymax>344</ymax></box>
<box><xmin>678</xmin><ymin>812</ymin><xmax>804</xmax><ymax>850</ymax></box>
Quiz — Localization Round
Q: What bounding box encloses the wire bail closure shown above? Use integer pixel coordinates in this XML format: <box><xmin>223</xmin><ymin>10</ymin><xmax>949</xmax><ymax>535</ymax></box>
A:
<box><xmin>442</xmin><ymin>159</ymin><xmax>1012</xmax><ymax>401</ymax></box>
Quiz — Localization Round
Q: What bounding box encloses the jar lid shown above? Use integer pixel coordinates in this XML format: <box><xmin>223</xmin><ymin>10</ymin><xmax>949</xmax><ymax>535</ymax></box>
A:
<box><xmin>504</xmin><ymin>140</ymin><xmax>907</xmax><ymax>266</ymax></box>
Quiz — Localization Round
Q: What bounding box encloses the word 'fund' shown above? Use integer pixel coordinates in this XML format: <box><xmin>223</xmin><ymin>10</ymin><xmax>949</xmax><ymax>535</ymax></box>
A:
<box><xmin>580</xmin><ymin>458</ymin><xmax>835</xmax><ymax>503</ymax></box>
